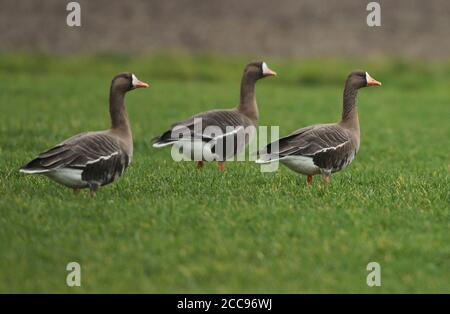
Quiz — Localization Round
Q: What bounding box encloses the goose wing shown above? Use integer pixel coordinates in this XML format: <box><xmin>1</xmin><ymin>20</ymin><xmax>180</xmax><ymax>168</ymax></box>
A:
<box><xmin>259</xmin><ymin>124</ymin><xmax>356</xmax><ymax>171</ymax></box>
<box><xmin>20</xmin><ymin>132</ymin><xmax>130</xmax><ymax>185</ymax></box>
<box><xmin>153</xmin><ymin>109</ymin><xmax>254</xmax><ymax>146</ymax></box>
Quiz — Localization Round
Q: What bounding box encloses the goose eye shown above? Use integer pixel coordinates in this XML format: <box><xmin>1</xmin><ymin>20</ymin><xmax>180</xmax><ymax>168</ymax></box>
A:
<box><xmin>129</xmin><ymin>77</ymin><xmax>134</xmax><ymax>89</ymax></box>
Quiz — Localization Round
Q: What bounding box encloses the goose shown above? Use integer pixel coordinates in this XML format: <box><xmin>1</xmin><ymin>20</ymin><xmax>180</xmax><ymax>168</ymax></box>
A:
<box><xmin>19</xmin><ymin>73</ymin><xmax>149</xmax><ymax>195</ymax></box>
<box><xmin>153</xmin><ymin>61</ymin><xmax>276</xmax><ymax>170</ymax></box>
<box><xmin>256</xmin><ymin>70</ymin><xmax>381</xmax><ymax>184</ymax></box>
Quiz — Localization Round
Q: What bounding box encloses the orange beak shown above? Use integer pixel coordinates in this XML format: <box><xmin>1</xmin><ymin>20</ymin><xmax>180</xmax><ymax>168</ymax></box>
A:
<box><xmin>132</xmin><ymin>74</ymin><xmax>150</xmax><ymax>89</ymax></box>
<box><xmin>366</xmin><ymin>73</ymin><xmax>382</xmax><ymax>86</ymax></box>
<box><xmin>264</xmin><ymin>69</ymin><xmax>277</xmax><ymax>77</ymax></box>
<box><xmin>133</xmin><ymin>80</ymin><xmax>150</xmax><ymax>89</ymax></box>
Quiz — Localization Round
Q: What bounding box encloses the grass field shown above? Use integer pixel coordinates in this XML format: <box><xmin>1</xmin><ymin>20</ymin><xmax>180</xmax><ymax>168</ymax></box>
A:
<box><xmin>0</xmin><ymin>53</ymin><xmax>449</xmax><ymax>293</ymax></box>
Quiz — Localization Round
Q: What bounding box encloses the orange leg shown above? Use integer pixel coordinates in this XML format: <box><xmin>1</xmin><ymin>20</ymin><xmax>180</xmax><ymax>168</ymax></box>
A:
<box><xmin>322</xmin><ymin>175</ymin><xmax>330</xmax><ymax>184</ymax></box>
<box><xmin>307</xmin><ymin>175</ymin><xmax>313</xmax><ymax>185</ymax></box>
<box><xmin>217</xmin><ymin>161</ymin><xmax>225</xmax><ymax>171</ymax></box>
<box><xmin>197</xmin><ymin>161</ymin><xmax>204</xmax><ymax>169</ymax></box>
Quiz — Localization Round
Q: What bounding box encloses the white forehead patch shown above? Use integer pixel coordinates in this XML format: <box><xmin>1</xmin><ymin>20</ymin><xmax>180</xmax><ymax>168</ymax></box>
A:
<box><xmin>132</xmin><ymin>74</ymin><xmax>138</xmax><ymax>86</ymax></box>
<box><xmin>365</xmin><ymin>72</ymin><xmax>370</xmax><ymax>85</ymax></box>
<box><xmin>262</xmin><ymin>62</ymin><xmax>269</xmax><ymax>75</ymax></box>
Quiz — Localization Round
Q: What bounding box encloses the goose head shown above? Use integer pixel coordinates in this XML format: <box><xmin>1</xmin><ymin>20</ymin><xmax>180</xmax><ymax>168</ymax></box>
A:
<box><xmin>243</xmin><ymin>61</ymin><xmax>277</xmax><ymax>81</ymax></box>
<box><xmin>111</xmin><ymin>72</ymin><xmax>149</xmax><ymax>93</ymax></box>
<box><xmin>347</xmin><ymin>70</ymin><xmax>382</xmax><ymax>89</ymax></box>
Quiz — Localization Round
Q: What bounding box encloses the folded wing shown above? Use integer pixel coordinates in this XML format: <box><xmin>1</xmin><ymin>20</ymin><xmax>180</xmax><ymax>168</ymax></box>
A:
<box><xmin>20</xmin><ymin>132</ymin><xmax>130</xmax><ymax>186</ymax></box>
<box><xmin>153</xmin><ymin>109</ymin><xmax>255</xmax><ymax>160</ymax></box>
<box><xmin>258</xmin><ymin>124</ymin><xmax>355</xmax><ymax>172</ymax></box>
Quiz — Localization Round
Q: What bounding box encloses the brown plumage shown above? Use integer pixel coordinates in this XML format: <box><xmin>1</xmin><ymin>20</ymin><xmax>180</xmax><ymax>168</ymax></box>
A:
<box><xmin>257</xmin><ymin>70</ymin><xmax>381</xmax><ymax>184</ymax></box>
<box><xmin>153</xmin><ymin>61</ymin><xmax>277</xmax><ymax>169</ymax></box>
<box><xmin>20</xmin><ymin>72</ymin><xmax>149</xmax><ymax>194</ymax></box>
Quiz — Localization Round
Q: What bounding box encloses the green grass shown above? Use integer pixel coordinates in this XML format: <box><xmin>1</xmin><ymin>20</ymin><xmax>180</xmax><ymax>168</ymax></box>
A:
<box><xmin>0</xmin><ymin>54</ymin><xmax>449</xmax><ymax>293</ymax></box>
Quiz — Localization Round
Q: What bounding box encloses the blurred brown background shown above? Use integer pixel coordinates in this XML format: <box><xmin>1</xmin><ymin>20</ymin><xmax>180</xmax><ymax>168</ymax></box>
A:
<box><xmin>0</xmin><ymin>0</ymin><xmax>449</xmax><ymax>58</ymax></box>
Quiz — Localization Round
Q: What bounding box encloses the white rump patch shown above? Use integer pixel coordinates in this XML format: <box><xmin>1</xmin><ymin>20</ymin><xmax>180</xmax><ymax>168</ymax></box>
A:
<box><xmin>280</xmin><ymin>156</ymin><xmax>319</xmax><ymax>175</ymax></box>
<box><xmin>45</xmin><ymin>168</ymin><xmax>87</xmax><ymax>188</ymax></box>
